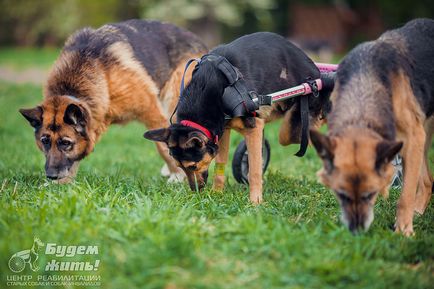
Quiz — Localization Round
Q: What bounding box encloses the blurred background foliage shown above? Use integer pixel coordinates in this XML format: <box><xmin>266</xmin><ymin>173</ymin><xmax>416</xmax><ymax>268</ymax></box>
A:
<box><xmin>0</xmin><ymin>0</ymin><xmax>433</xmax><ymax>51</ymax></box>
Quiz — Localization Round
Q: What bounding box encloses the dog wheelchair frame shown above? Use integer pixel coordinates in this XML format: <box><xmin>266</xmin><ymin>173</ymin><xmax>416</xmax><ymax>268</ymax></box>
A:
<box><xmin>231</xmin><ymin>63</ymin><xmax>403</xmax><ymax>188</ymax></box>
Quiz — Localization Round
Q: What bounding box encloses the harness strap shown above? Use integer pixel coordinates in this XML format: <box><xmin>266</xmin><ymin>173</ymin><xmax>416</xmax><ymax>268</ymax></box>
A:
<box><xmin>294</xmin><ymin>95</ymin><xmax>309</xmax><ymax>157</ymax></box>
<box><xmin>215</xmin><ymin>57</ymin><xmax>239</xmax><ymax>85</ymax></box>
<box><xmin>180</xmin><ymin>58</ymin><xmax>201</xmax><ymax>99</ymax></box>
<box><xmin>294</xmin><ymin>77</ymin><xmax>319</xmax><ymax>157</ymax></box>
<box><xmin>170</xmin><ymin>58</ymin><xmax>201</xmax><ymax>124</ymax></box>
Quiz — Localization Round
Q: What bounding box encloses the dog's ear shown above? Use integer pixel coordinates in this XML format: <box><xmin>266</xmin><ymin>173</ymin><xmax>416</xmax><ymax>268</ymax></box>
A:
<box><xmin>184</xmin><ymin>135</ymin><xmax>204</xmax><ymax>149</ymax></box>
<box><xmin>310</xmin><ymin>129</ymin><xmax>335</xmax><ymax>172</ymax></box>
<box><xmin>64</xmin><ymin>103</ymin><xmax>88</xmax><ymax>133</ymax></box>
<box><xmin>375</xmin><ymin>140</ymin><xmax>403</xmax><ymax>170</ymax></box>
<box><xmin>144</xmin><ymin>128</ymin><xmax>171</xmax><ymax>143</ymax></box>
<box><xmin>19</xmin><ymin>106</ymin><xmax>43</xmax><ymax>129</ymax></box>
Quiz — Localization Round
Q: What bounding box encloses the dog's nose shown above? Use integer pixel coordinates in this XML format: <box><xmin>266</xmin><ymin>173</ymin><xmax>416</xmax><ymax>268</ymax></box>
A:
<box><xmin>46</xmin><ymin>174</ymin><xmax>59</xmax><ymax>180</ymax></box>
<box><xmin>349</xmin><ymin>222</ymin><xmax>363</xmax><ymax>234</ymax></box>
<box><xmin>189</xmin><ymin>181</ymin><xmax>205</xmax><ymax>191</ymax></box>
<box><xmin>46</xmin><ymin>168</ymin><xmax>60</xmax><ymax>180</ymax></box>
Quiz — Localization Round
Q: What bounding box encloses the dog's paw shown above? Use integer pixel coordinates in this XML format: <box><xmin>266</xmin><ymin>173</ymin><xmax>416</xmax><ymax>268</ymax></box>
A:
<box><xmin>249</xmin><ymin>192</ymin><xmax>263</xmax><ymax>205</ymax></box>
<box><xmin>160</xmin><ymin>164</ymin><xmax>170</xmax><ymax>177</ymax></box>
<box><xmin>394</xmin><ymin>222</ymin><xmax>415</xmax><ymax>237</ymax></box>
<box><xmin>167</xmin><ymin>171</ymin><xmax>186</xmax><ymax>183</ymax></box>
<box><xmin>212</xmin><ymin>175</ymin><xmax>225</xmax><ymax>191</ymax></box>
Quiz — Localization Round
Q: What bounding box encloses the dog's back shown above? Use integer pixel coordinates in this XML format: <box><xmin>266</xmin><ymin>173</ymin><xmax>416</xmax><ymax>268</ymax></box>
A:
<box><xmin>392</xmin><ymin>18</ymin><xmax>434</xmax><ymax>116</ymax></box>
<box><xmin>212</xmin><ymin>32</ymin><xmax>320</xmax><ymax>94</ymax></box>
<box><xmin>210</xmin><ymin>32</ymin><xmax>332</xmax><ymax>144</ymax></box>
<box><xmin>47</xmin><ymin>20</ymin><xmax>206</xmax><ymax>98</ymax></box>
<box><xmin>331</xmin><ymin>18</ymin><xmax>434</xmax><ymax>139</ymax></box>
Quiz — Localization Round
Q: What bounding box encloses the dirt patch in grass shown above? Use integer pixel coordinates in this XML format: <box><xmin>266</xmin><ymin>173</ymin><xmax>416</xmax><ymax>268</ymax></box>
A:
<box><xmin>0</xmin><ymin>66</ymin><xmax>48</xmax><ymax>84</ymax></box>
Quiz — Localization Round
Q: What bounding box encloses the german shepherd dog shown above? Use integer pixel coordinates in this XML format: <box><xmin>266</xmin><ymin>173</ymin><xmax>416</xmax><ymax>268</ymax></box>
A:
<box><xmin>20</xmin><ymin>20</ymin><xmax>206</xmax><ymax>183</ymax></box>
<box><xmin>310</xmin><ymin>19</ymin><xmax>434</xmax><ymax>236</ymax></box>
<box><xmin>145</xmin><ymin>32</ymin><xmax>332</xmax><ymax>203</ymax></box>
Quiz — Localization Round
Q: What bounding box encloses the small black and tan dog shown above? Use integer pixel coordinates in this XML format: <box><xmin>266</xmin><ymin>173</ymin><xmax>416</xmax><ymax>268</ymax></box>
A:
<box><xmin>145</xmin><ymin>32</ymin><xmax>332</xmax><ymax>203</ymax></box>
<box><xmin>310</xmin><ymin>18</ymin><xmax>434</xmax><ymax>236</ymax></box>
<box><xmin>20</xmin><ymin>20</ymin><xmax>206</xmax><ymax>183</ymax></box>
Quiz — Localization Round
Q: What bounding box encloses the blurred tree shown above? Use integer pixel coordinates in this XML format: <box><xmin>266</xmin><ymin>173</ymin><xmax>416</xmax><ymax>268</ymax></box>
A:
<box><xmin>140</xmin><ymin>0</ymin><xmax>274</xmax><ymax>47</ymax></box>
<box><xmin>347</xmin><ymin>0</ymin><xmax>434</xmax><ymax>28</ymax></box>
<box><xmin>0</xmin><ymin>0</ymin><xmax>433</xmax><ymax>47</ymax></box>
<box><xmin>0</xmin><ymin>0</ymin><xmax>80</xmax><ymax>46</ymax></box>
<box><xmin>0</xmin><ymin>0</ymin><xmax>139</xmax><ymax>46</ymax></box>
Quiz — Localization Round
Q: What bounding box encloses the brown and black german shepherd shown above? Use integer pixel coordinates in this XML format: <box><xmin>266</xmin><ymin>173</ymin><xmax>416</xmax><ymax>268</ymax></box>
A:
<box><xmin>310</xmin><ymin>19</ymin><xmax>434</xmax><ymax>236</ymax></box>
<box><xmin>20</xmin><ymin>20</ymin><xmax>206</xmax><ymax>183</ymax></box>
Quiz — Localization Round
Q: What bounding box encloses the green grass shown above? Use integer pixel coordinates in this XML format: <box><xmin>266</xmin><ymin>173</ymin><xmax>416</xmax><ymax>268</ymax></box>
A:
<box><xmin>0</xmin><ymin>47</ymin><xmax>59</xmax><ymax>69</ymax></box>
<box><xmin>0</xmin><ymin>77</ymin><xmax>433</xmax><ymax>289</ymax></box>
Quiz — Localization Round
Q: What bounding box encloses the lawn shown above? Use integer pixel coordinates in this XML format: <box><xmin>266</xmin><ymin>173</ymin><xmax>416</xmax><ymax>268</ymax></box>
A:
<box><xmin>0</xmin><ymin>48</ymin><xmax>433</xmax><ymax>289</ymax></box>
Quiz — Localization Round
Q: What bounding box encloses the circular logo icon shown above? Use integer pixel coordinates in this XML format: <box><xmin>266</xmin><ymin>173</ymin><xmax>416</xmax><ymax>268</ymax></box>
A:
<box><xmin>9</xmin><ymin>256</ymin><xmax>26</xmax><ymax>273</ymax></box>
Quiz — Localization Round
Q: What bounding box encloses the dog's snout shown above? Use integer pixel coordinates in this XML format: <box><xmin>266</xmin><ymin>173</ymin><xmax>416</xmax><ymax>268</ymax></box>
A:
<box><xmin>45</xmin><ymin>164</ymin><xmax>60</xmax><ymax>178</ymax></box>
<box><xmin>46</xmin><ymin>174</ymin><xmax>59</xmax><ymax>180</ymax></box>
<box><xmin>201</xmin><ymin>170</ymin><xmax>209</xmax><ymax>184</ymax></box>
<box><xmin>348</xmin><ymin>212</ymin><xmax>367</xmax><ymax>234</ymax></box>
<box><xmin>349</xmin><ymin>223</ymin><xmax>362</xmax><ymax>234</ymax></box>
<box><xmin>188</xmin><ymin>179</ymin><xmax>206</xmax><ymax>191</ymax></box>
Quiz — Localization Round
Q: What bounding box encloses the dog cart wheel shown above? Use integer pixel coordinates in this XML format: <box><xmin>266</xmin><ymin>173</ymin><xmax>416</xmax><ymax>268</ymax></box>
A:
<box><xmin>232</xmin><ymin>138</ymin><xmax>271</xmax><ymax>184</ymax></box>
<box><xmin>391</xmin><ymin>155</ymin><xmax>403</xmax><ymax>188</ymax></box>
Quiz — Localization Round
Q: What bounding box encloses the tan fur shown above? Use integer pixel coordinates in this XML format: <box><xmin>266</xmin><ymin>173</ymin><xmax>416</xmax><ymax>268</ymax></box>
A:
<box><xmin>159</xmin><ymin>58</ymin><xmax>199</xmax><ymax>118</ymax></box>
<box><xmin>215</xmin><ymin>117</ymin><xmax>265</xmax><ymax>204</ymax></box>
<box><xmin>415</xmin><ymin>116</ymin><xmax>434</xmax><ymax>214</ymax></box>
<box><xmin>391</xmin><ymin>71</ymin><xmax>427</xmax><ymax>235</ymax></box>
<box><xmin>318</xmin><ymin>129</ymin><xmax>395</xmax><ymax>194</ymax></box>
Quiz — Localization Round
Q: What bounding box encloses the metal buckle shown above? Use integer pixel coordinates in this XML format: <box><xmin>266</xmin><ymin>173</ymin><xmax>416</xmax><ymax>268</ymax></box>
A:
<box><xmin>250</xmin><ymin>91</ymin><xmax>271</xmax><ymax>106</ymax></box>
<box><xmin>306</xmin><ymin>78</ymin><xmax>319</xmax><ymax>98</ymax></box>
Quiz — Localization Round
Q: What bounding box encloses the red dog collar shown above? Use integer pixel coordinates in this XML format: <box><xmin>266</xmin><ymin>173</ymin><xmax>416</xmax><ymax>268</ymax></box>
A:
<box><xmin>180</xmin><ymin>120</ymin><xmax>218</xmax><ymax>144</ymax></box>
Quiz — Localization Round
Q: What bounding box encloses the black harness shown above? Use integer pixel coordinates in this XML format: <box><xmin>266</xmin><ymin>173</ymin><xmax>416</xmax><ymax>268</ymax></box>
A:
<box><xmin>182</xmin><ymin>54</ymin><xmax>260</xmax><ymax>118</ymax></box>
<box><xmin>175</xmin><ymin>53</ymin><xmax>323</xmax><ymax>157</ymax></box>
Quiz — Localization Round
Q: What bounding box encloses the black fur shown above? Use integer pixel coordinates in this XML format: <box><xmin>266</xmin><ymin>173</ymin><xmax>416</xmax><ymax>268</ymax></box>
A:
<box><xmin>177</xmin><ymin>32</ymin><xmax>332</xmax><ymax>140</ymax></box>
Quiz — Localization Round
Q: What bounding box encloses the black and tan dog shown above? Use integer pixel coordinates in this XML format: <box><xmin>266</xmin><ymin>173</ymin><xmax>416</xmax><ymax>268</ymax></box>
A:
<box><xmin>20</xmin><ymin>19</ymin><xmax>206</xmax><ymax>183</ymax></box>
<box><xmin>145</xmin><ymin>32</ymin><xmax>332</xmax><ymax>203</ymax></box>
<box><xmin>310</xmin><ymin>18</ymin><xmax>434</xmax><ymax>236</ymax></box>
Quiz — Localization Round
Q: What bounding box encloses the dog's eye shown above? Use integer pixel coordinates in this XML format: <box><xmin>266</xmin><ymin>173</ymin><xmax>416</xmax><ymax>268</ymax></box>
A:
<box><xmin>40</xmin><ymin>135</ymin><xmax>50</xmax><ymax>145</ymax></box>
<box><xmin>336</xmin><ymin>191</ymin><xmax>352</xmax><ymax>204</ymax></box>
<box><xmin>187</xmin><ymin>165</ymin><xmax>198</xmax><ymax>171</ymax></box>
<box><xmin>61</xmin><ymin>140</ymin><xmax>72</xmax><ymax>146</ymax></box>
<box><xmin>58</xmin><ymin>139</ymin><xmax>73</xmax><ymax>149</ymax></box>
<box><xmin>361</xmin><ymin>192</ymin><xmax>376</xmax><ymax>202</ymax></box>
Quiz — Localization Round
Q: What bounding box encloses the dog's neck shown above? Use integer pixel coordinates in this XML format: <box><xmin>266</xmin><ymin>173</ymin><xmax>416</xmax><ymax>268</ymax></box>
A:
<box><xmin>177</xmin><ymin>61</ymin><xmax>229</xmax><ymax>139</ymax></box>
<box><xmin>328</xmin><ymin>73</ymin><xmax>396</xmax><ymax>141</ymax></box>
<box><xmin>44</xmin><ymin>56</ymin><xmax>110</xmax><ymax>144</ymax></box>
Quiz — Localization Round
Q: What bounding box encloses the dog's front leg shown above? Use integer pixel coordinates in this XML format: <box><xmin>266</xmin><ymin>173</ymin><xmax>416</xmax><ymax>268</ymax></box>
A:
<box><xmin>396</xmin><ymin>125</ymin><xmax>425</xmax><ymax>236</ymax></box>
<box><xmin>213</xmin><ymin>128</ymin><xmax>231</xmax><ymax>191</ymax></box>
<box><xmin>244</xmin><ymin>118</ymin><xmax>265</xmax><ymax>204</ymax></box>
